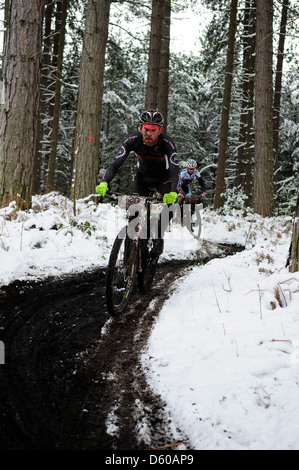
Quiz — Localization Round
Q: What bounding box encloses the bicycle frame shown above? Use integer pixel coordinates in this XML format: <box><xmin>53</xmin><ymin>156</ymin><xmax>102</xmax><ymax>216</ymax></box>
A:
<box><xmin>105</xmin><ymin>195</ymin><xmax>167</xmax><ymax>316</ymax></box>
<box><xmin>105</xmin><ymin>193</ymin><xmax>203</xmax><ymax>315</ymax></box>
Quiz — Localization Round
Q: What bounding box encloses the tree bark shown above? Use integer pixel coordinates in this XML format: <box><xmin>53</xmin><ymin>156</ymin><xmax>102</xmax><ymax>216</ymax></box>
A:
<box><xmin>254</xmin><ymin>0</ymin><xmax>274</xmax><ymax>216</ymax></box>
<box><xmin>234</xmin><ymin>0</ymin><xmax>256</xmax><ymax>205</ymax></box>
<box><xmin>273</xmin><ymin>0</ymin><xmax>289</xmax><ymax>176</ymax></box>
<box><xmin>288</xmin><ymin>191</ymin><xmax>299</xmax><ymax>273</ymax></box>
<box><xmin>33</xmin><ymin>0</ymin><xmax>54</xmax><ymax>195</ymax></box>
<box><xmin>0</xmin><ymin>0</ymin><xmax>44</xmax><ymax>209</ymax></box>
<box><xmin>214</xmin><ymin>0</ymin><xmax>238</xmax><ymax>210</ymax></box>
<box><xmin>46</xmin><ymin>0</ymin><xmax>69</xmax><ymax>192</ymax></box>
<box><xmin>71</xmin><ymin>0</ymin><xmax>111</xmax><ymax>200</ymax></box>
<box><xmin>157</xmin><ymin>0</ymin><xmax>171</xmax><ymax>132</ymax></box>
<box><xmin>145</xmin><ymin>0</ymin><xmax>164</xmax><ymax>110</ymax></box>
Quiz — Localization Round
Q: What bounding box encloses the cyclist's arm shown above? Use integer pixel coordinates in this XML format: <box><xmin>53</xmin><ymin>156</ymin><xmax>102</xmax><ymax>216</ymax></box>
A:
<box><xmin>195</xmin><ymin>170</ymin><xmax>206</xmax><ymax>192</ymax></box>
<box><xmin>163</xmin><ymin>137</ymin><xmax>180</xmax><ymax>192</ymax></box>
<box><xmin>103</xmin><ymin>134</ymin><xmax>138</xmax><ymax>184</ymax></box>
<box><xmin>198</xmin><ymin>176</ymin><xmax>206</xmax><ymax>191</ymax></box>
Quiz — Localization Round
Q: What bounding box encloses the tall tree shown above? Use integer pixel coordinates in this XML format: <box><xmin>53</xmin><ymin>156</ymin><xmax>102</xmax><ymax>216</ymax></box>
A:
<box><xmin>287</xmin><ymin>190</ymin><xmax>299</xmax><ymax>273</ymax></box>
<box><xmin>214</xmin><ymin>0</ymin><xmax>238</xmax><ymax>210</ymax></box>
<box><xmin>33</xmin><ymin>0</ymin><xmax>54</xmax><ymax>195</ymax></box>
<box><xmin>234</xmin><ymin>0</ymin><xmax>256</xmax><ymax>205</ymax></box>
<box><xmin>145</xmin><ymin>0</ymin><xmax>164</xmax><ymax>110</ymax></box>
<box><xmin>254</xmin><ymin>0</ymin><xmax>274</xmax><ymax>216</ymax></box>
<box><xmin>273</xmin><ymin>0</ymin><xmax>289</xmax><ymax>174</ymax></box>
<box><xmin>157</xmin><ymin>0</ymin><xmax>171</xmax><ymax>132</ymax></box>
<box><xmin>46</xmin><ymin>0</ymin><xmax>69</xmax><ymax>192</ymax></box>
<box><xmin>0</xmin><ymin>0</ymin><xmax>44</xmax><ymax>209</ymax></box>
<box><xmin>145</xmin><ymin>0</ymin><xmax>171</xmax><ymax>129</ymax></box>
<box><xmin>71</xmin><ymin>0</ymin><xmax>111</xmax><ymax>200</ymax></box>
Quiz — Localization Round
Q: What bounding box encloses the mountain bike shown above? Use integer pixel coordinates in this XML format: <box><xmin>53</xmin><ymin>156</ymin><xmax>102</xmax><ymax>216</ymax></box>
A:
<box><xmin>105</xmin><ymin>194</ymin><xmax>167</xmax><ymax>316</ymax></box>
<box><xmin>105</xmin><ymin>191</ymin><xmax>203</xmax><ymax>316</ymax></box>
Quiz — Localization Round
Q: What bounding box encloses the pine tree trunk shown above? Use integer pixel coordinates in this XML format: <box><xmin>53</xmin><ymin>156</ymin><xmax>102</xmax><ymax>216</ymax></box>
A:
<box><xmin>288</xmin><ymin>191</ymin><xmax>299</xmax><ymax>273</ymax></box>
<box><xmin>33</xmin><ymin>0</ymin><xmax>54</xmax><ymax>195</ymax></box>
<box><xmin>273</xmin><ymin>0</ymin><xmax>289</xmax><ymax>176</ymax></box>
<box><xmin>157</xmin><ymin>0</ymin><xmax>171</xmax><ymax>132</ymax></box>
<box><xmin>0</xmin><ymin>0</ymin><xmax>44</xmax><ymax>209</ymax></box>
<box><xmin>71</xmin><ymin>0</ymin><xmax>111</xmax><ymax>200</ymax></box>
<box><xmin>214</xmin><ymin>0</ymin><xmax>238</xmax><ymax>210</ymax></box>
<box><xmin>145</xmin><ymin>0</ymin><xmax>164</xmax><ymax>110</ymax></box>
<box><xmin>46</xmin><ymin>0</ymin><xmax>69</xmax><ymax>192</ymax></box>
<box><xmin>235</xmin><ymin>0</ymin><xmax>256</xmax><ymax>205</ymax></box>
<box><xmin>254</xmin><ymin>0</ymin><xmax>274</xmax><ymax>216</ymax></box>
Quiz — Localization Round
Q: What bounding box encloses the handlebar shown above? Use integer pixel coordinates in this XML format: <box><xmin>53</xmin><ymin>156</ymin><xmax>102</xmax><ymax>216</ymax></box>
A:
<box><xmin>97</xmin><ymin>192</ymin><xmax>163</xmax><ymax>208</ymax></box>
<box><xmin>97</xmin><ymin>192</ymin><xmax>206</xmax><ymax>207</ymax></box>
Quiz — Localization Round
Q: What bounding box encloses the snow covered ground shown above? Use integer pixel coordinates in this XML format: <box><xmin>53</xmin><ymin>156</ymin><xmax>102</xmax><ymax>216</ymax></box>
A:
<box><xmin>0</xmin><ymin>192</ymin><xmax>298</xmax><ymax>450</ymax></box>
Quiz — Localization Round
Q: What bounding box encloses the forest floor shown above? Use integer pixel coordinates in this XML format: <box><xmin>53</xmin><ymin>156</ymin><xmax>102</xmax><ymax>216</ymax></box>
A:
<box><xmin>0</xmin><ymin>243</ymin><xmax>241</xmax><ymax>450</ymax></box>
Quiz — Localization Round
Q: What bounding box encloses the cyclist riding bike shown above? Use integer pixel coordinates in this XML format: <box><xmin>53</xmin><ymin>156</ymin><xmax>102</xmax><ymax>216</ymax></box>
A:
<box><xmin>177</xmin><ymin>158</ymin><xmax>207</xmax><ymax>203</ymax></box>
<box><xmin>95</xmin><ymin>109</ymin><xmax>179</xmax><ymax>204</ymax></box>
<box><xmin>98</xmin><ymin>168</ymin><xmax>106</xmax><ymax>184</ymax></box>
<box><xmin>97</xmin><ymin>168</ymin><xmax>112</xmax><ymax>195</ymax></box>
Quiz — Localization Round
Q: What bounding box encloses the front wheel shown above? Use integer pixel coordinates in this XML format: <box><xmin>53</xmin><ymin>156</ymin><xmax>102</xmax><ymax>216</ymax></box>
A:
<box><xmin>106</xmin><ymin>228</ymin><xmax>138</xmax><ymax>316</ymax></box>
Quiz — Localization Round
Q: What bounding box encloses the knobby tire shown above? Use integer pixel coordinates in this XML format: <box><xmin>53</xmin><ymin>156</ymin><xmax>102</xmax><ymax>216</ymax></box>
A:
<box><xmin>106</xmin><ymin>228</ymin><xmax>138</xmax><ymax>316</ymax></box>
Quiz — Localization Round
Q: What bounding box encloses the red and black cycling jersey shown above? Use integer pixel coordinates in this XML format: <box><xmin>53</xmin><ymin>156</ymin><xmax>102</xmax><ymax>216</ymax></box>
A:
<box><xmin>103</xmin><ymin>131</ymin><xmax>180</xmax><ymax>192</ymax></box>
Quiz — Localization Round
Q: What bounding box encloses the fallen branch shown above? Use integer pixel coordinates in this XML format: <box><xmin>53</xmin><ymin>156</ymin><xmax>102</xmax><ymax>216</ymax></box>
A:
<box><xmin>149</xmin><ymin>441</ymin><xmax>188</xmax><ymax>450</ymax></box>
<box><xmin>212</xmin><ymin>282</ymin><xmax>222</xmax><ymax>313</ymax></box>
<box><xmin>222</xmin><ymin>270</ymin><xmax>232</xmax><ymax>292</ymax></box>
<box><xmin>259</xmin><ymin>339</ymin><xmax>292</xmax><ymax>346</ymax></box>
<box><xmin>270</xmin><ymin>339</ymin><xmax>292</xmax><ymax>346</ymax></box>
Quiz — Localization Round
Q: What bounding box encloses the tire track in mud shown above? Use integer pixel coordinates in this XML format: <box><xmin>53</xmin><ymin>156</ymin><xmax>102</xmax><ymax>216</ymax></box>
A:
<box><xmin>70</xmin><ymin>262</ymin><xmax>194</xmax><ymax>451</ymax></box>
<box><xmin>0</xmin><ymin>242</ymin><xmax>243</xmax><ymax>450</ymax></box>
<box><xmin>0</xmin><ymin>262</ymin><xmax>191</xmax><ymax>450</ymax></box>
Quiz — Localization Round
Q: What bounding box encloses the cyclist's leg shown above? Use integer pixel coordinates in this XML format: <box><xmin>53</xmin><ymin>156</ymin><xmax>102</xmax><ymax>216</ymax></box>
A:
<box><xmin>177</xmin><ymin>185</ymin><xmax>188</xmax><ymax>223</ymax></box>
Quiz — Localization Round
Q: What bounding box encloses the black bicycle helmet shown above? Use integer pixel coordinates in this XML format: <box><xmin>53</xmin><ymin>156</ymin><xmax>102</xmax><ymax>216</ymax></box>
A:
<box><xmin>139</xmin><ymin>109</ymin><xmax>164</xmax><ymax>127</ymax></box>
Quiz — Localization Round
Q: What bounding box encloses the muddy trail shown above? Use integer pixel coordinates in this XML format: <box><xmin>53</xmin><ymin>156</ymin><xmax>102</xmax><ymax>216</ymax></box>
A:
<box><xmin>0</xmin><ymin>241</ymin><xmax>243</xmax><ymax>450</ymax></box>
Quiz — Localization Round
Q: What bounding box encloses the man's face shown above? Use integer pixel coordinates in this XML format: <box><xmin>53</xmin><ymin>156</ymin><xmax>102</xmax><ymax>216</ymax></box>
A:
<box><xmin>188</xmin><ymin>168</ymin><xmax>195</xmax><ymax>175</ymax></box>
<box><xmin>140</xmin><ymin>124</ymin><xmax>162</xmax><ymax>146</ymax></box>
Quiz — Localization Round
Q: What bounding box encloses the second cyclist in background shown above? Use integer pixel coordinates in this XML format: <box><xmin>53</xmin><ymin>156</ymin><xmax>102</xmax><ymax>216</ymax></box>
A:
<box><xmin>177</xmin><ymin>158</ymin><xmax>207</xmax><ymax>203</ymax></box>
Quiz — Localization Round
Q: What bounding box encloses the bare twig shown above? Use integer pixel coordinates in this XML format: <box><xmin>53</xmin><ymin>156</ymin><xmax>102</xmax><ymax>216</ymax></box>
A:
<box><xmin>212</xmin><ymin>282</ymin><xmax>222</xmax><ymax>313</ymax></box>
<box><xmin>150</xmin><ymin>441</ymin><xmax>188</xmax><ymax>450</ymax></box>
<box><xmin>222</xmin><ymin>270</ymin><xmax>232</xmax><ymax>292</ymax></box>
<box><xmin>257</xmin><ymin>284</ymin><xmax>263</xmax><ymax>319</ymax></box>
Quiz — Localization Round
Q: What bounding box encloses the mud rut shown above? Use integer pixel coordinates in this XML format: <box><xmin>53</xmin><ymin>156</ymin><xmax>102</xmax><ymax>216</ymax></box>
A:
<box><xmin>0</xmin><ymin>242</ymin><xmax>242</xmax><ymax>450</ymax></box>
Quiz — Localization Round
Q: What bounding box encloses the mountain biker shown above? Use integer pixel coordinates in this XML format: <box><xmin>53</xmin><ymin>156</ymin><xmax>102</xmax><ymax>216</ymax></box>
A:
<box><xmin>177</xmin><ymin>158</ymin><xmax>207</xmax><ymax>203</ymax></box>
<box><xmin>98</xmin><ymin>168</ymin><xmax>106</xmax><ymax>184</ymax></box>
<box><xmin>95</xmin><ymin>110</ymin><xmax>179</xmax><ymax>204</ymax></box>
<box><xmin>97</xmin><ymin>168</ymin><xmax>112</xmax><ymax>195</ymax></box>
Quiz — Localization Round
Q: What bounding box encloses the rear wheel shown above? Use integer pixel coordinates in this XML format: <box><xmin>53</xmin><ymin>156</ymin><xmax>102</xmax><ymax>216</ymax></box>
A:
<box><xmin>106</xmin><ymin>228</ymin><xmax>138</xmax><ymax>316</ymax></box>
<box><xmin>138</xmin><ymin>238</ymin><xmax>163</xmax><ymax>293</ymax></box>
<box><xmin>184</xmin><ymin>196</ymin><xmax>202</xmax><ymax>239</ymax></box>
